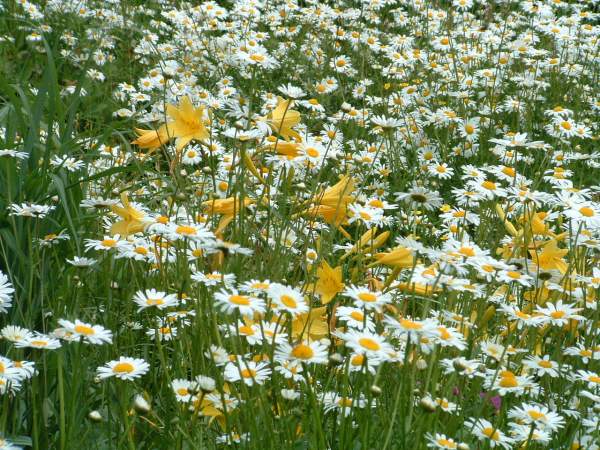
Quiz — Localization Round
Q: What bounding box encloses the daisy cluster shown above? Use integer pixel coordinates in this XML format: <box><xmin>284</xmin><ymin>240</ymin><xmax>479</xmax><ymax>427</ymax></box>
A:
<box><xmin>1</xmin><ymin>0</ymin><xmax>600</xmax><ymax>448</ymax></box>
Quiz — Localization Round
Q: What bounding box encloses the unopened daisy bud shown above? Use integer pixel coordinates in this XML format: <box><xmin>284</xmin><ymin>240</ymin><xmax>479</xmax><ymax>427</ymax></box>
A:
<box><xmin>480</xmin><ymin>305</ymin><xmax>496</xmax><ymax>328</ymax></box>
<box><xmin>329</xmin><ymin>353</ymin><xmax>344</xmax><ymax>365</ymax></box>
<box><xmin>281</xmin><ymin>389</ymin><xmax>300</xmax><ymax>400</ymax></box>
<box><xmin>94</xmin><ymin>376</ymin><xmax>101</xmax><ymax>383</ymax></box>
<box><xmin>88</xmin><ymin>410</ymin><xmax>103</xmax><ymax>422</ymax></box>
<box><xmin>419</xmin><ymin>397</ymin><xmax>437</xmax><ymax>412</ymax></box>
<box><xmin>457</xmin><ymin>444</ymin><xmax>469</xmax><ymax>450</ymax></box>
<box><xmin>202</xmin><ymin>166</ymin><xmax>212</xmax><ymax>174</ymax></box>
<box><xmin>453</xmin><ymin>359</ymin><xmax>468</xmax><ymax>371</ymax></box>
<box><xmin>370</xmin><ymin>385</ymin><xmax>382</xmax><ymax>397</ymax></box>
<box><xmin>133</xmin><ymin>395</ymin><xmax>151</xmax><ymax>414</ymax></box>
<box><xmin>341</xmin><ymin>102</ymin><xmax>351</xmax><ymax>112</ymax></box>
<box><xmin>51</xmin><ymin>195</ymin><xmax>59</xmax><ymax>202</ymax></box>
<box><xmin>195</xmin><ymin>375</ymin><xmax>216</xmax><ymax>393</ymax></box>
<box><xmin>416</xmin><ymin>358</ymin><xmax>427</xmax><ymax>370</ymax></box>
<box><xmin>180</xmin><ymin>169</ymin><xmax>188</xmax><ymax>176</ymax></box>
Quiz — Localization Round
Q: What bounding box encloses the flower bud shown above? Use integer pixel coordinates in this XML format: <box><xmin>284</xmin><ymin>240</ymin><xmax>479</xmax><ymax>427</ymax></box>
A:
<box><xmin>370</xmin><ymin>385</ymin><xmax>382</xmax><ymax>397</ymax></box>
<box><xmin>88</xmin><ymin>410</ymin><xmax>103</xmax><ymax>422</ymax></box>
<box><xmin>133</xmin><ymin>394</ymin><xmax>151</xmax><ymax>414</ymax></box>
<box><xmin>329</xmin><ymin>353</ymin><xmax>344</xmax><ymax>365</ymax></box>
<box><xmin>195</xmin><ymin>375</ymin><xmax>216</xmax><ymax>393</ymax></box>
<box><xmin>419</xmin><ymin>397</ymin><xmax>436</xmax><ymax>412</ymax></box>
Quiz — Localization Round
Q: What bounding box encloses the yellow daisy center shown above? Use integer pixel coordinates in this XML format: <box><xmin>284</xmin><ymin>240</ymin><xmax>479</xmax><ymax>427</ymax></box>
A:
<box><xmin>280</xmin><ymin>294</ymin><xmax>297</xmax><ymax>309</ymax></box>
<box><xmin>229</xmin><ymin>295</ymin><xmax>250</xmax><ymax>306</ymax></box>
<box><xmin>357</xmin><ymin>292</ymin><xmax>377</xmax><ymax>302</ymax></box>
<box><xmin>291</xmin><ymin>344</ymin><xmax>314</xmax><ymax>360</ymax></box>
<box><xmin>358</xmin><ymin>338</ymin><xmax>380</xmax><ymax>351</ymax></box>
<box><xmin>113</xmin><ymin>362</ymin><xmax>134</xmax><ymax>374</ymax></box>
<box><xmin>74</xmin><ymin>325</ymin><xmax>95</xmax><ymax>335</ymax></box>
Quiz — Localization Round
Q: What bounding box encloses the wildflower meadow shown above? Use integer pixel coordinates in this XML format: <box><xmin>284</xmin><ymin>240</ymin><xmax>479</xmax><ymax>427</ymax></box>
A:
<box><xmin>1</xmin><ymin>0</ymin><xmax>600</xmax><ymax>448</ymax></box>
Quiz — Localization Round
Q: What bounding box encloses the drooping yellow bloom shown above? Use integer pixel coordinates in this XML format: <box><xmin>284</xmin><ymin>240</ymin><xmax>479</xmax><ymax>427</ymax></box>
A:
<box><xmin>313</xmin><ymin>260</ymin><xmax>344</xmax><ymax>304</ymax></box>
<box><xmin>370</xmin><ymin>246</ymin><xmax>414</xmax><ymax>268</ymax></box>
<box><xmin>341</xmin><ymin>228</ymin><xmax>390</xmax><ymax>261</ymax></box>
<box><xmin>524</xmin><ymin>211</ymin><xmax>555</xmax><ymax>237</ymax></box>
<box><xmin>131</xmin><ymin>127</ymin><xmax>170</xmax><ymax>151</ymax></box>
<box><xmin>495</xmin><ymin>203</ymin><xmax>519</xmax><ymax>237</ymax></box>
<box><xmin>165</xmin><ymin>96</ymin><xmax>210</xmax><ymax>151</ymax></box>
<box><xmin>192</xmin><ymin>385</ymin><xmax>234</xmax><ymax>429</ymax></box>
<box><xmin>203</xmin><ymin>196</ymin><xmax>254</xmax><ymax>236</ymax></box>
<box><xmin>395</xmin><ymin>281</ymin><xmax>439</xmax><ymax>297</ymax></box>
<box><xmin>304</xmin><ymin>175</ymin><xmax>355</xmax><ymax>227</ymax></box>
<box><xmin>290</xmin><ymin>306</ymin><xmax>329</xmax><ymax>340</ymax></box>
<box><xmin>203</xmin><ymin>196</ymin><xmax>253</xmax><ymax>216</ymax></box>
<box><xmin>261</xmin><ymin>97</ymin><xmax>301</xmax><ymax>141</ymax></box>
<box><xmin>109</xmin><ymin>193</ymin><xmax>148</xmax><ymax>237</ymax></box>
<box><xmin>263</xmin><ymin>137</ymin><xmax>302</xmax><ymax>159</ymax></box>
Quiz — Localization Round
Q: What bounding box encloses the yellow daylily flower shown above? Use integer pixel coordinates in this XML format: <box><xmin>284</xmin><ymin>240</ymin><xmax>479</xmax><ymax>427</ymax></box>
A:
<box><xmin>370</xmin><ymin>246</ymin><xmax>414</xmax><ymax>268</ymax></box>
<box><xmin>313</xmin><ymin>260</ymin><xmax>344</xmax><ymax>304</ymax></box>
<box><xmin>529</xmin><ymin>239</ymin><xmax>569</xmax><ymax>274</ymax></box>
<box><xmin>261</xmin><ymin>97</ymin><xmax>301</xmax><ymax>141</ymax></box>
<box><xmin>109</xmin><ymin>193</ymin><xmax>148</xmax><ymax>237</ymax></box>
<box><xmin>165</xmin><ymin>96</ymin><xmax>210</xmax><ymax>151</ymax></box>
<box><xmin>290</xmin><ymin>306</ymin><xmax>329</xmax><ymax>340</ymax></box>
<box><xmin>304</xmin><ymin>175</ymin><xmax>355</xmax><ymax>228</ymax></box>
<box><xmin>203</xmin><ymin>196</ymin><xmax>254</xmax><ymax>236</ymax></box>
